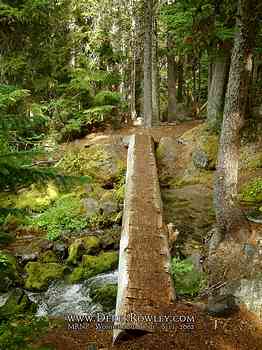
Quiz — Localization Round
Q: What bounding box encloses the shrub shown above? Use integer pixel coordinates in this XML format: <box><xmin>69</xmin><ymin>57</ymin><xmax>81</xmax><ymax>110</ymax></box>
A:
<box><xmin>32</xmin><ymin>194</ymin><xmax>88</xmax><ymax>240</ymax></box>
<box><xmin>0</xmin><ymin>315</ymin><xmax>49</xmax><ymax>350</ymax></box>
<box><xmin>240</xmin><ymin>178</ymin><xmax>262</xmax><ymax>203</ymax></box>
<box><xmin>171</xmin><ymin>257</ymin><xmax>206</xmax><ymax>297</ymax></box>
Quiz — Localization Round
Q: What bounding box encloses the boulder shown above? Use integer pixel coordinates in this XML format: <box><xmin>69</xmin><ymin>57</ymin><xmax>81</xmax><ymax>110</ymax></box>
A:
<box><xmin>89</xmin><ymin>283</ymin><xmax>117</xmax><ymax>312</ymax></box>
<box><xmin>220</xmin><ymin>279</ymin><xmax>262</xmax><ymax>319</ymax></box>
<box><xmin>67</xmin><ymin>236</ymin><xmax>101</xmax><ymax>265</ymax></box>
<box><xmin>192</xmin><ymin>149</ymin><xmax>209</xmax><ymax>169</ymax></box>
<box><xmin>82</xmin><ymin>198</ymin><xmax>100</xmax><ymax>217</ymax></box>
<box><xmin>69</xmin><ymin>251</ymin><xmax>118</xmax><ymax>283</ymax></box>
<box><xmin>24</xmin><ymin>262</ymin><xmax>66</xmax><ymax>291</ymax></box>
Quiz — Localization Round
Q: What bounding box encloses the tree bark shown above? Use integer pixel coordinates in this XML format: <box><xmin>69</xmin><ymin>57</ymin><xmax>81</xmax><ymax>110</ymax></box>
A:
<box><xmin>167</xmin><ymin>34</ymin><xmax>177</xmax><ymax>122</ymax></box>
<box><xmin>152</xmin><ymin>16</ymin><xmax>160</xmax><ymax>125</ymax></box>
<box><xmin>207</xmin><ymin>49</ymin><xmax>230</xmax><ymax>130</ymax></box>
<box><xmin>143</xmin><ymin>0</ymin><xmax>153</xmax><ymax>128</ymax></box>
<box><xmin>214</xmin><ymin>0</ymin><xmax>256</xmax><ymax>243</ymax></box>
<box><xmin>177</xmin><ymin>56</ymin><xmax>183</xmax><ymax>103</ymax></box>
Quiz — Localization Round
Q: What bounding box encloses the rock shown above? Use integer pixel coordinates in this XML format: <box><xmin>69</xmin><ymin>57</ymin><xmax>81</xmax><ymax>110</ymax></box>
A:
<box><xmin>0</xmin><ymin>251</ymin><xmax>20</xmax><ymax>292</ymax></box>
<box><xmin>220</xmin><ymin>279</ymin><xmax>262</xmax><ymax>319</ymax></box>
<box><xmin>100</xmin><ymin>229</ymin><xmax>121</xmax><ymax>251</ymax></box>
<box><xmin>18</xmin><ymin>253</ymin><xmax>38</xmax><ymax>265</ymax></box>
<box><xmin>89</xmin><ymin>283</ymin><xmax>117</xmax><ymax>312</ymax></box>
<box><xmin>188</xmin><ymin>252</ymin><xmax>204</xmax><ymax>273</ymax></box>
<box><xmin>39</xmin><ymin>250</ymin><xmax>59</xmax><ymax>263</ymax></box>
<box><xmin>0</xmin><ymin>288</ymin><xmax>37</xmax><ymax>320</ymax></box>
<box><xmin>207</xmin><ymin>294</ymin><xmax>240</xmax><ymax>317</ymax></box>
<box><xmin>192</xmin><ymin>149</ymin><xmax>209</xmax><ymax>169</ymax></box>
<box><xmin>83</xmin><ymin>198</ymin><xmax>100</xmax><ymax>217</ymax></box>
<box><xmin>69</xmin><ymin>251</ymin><xmax>118</xmax><ymax>283</ymax></box>
<box><xmin>53</xmin><ymin>241</ymin><xmax>68</xmax><ymax>260</ymax></box>
<box><xmin>58</xmin><ymin>143</ymin><xmax>126</xmax><ymax>185</ymax></box>
<box><xmin>24</xmin><ymin>262</ymin><xmax>66</xmax><ymax>291</ymax></box>
<box><xmin>157</xmin><ymin>137</ymin><xmax>176</xmax><ymax>164</ymax></box>
<box><xmin>67</xmin><ymin>236</ymin><xmax>101</xmax><ymax>265</ymax></box>
<box><xmin>100</xmin><ymin>192</ymin><xmax>118</xmax><ymax>215</ymax></box>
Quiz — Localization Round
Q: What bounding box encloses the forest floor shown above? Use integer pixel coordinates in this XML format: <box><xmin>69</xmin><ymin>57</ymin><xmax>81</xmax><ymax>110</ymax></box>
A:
<box><xmin>35</xmin><ymin>120</ymin><xmax>262</xmax><ymax>350</ymax></box>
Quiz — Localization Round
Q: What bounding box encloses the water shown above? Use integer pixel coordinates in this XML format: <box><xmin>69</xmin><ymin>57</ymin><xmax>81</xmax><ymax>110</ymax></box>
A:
<box><xmin>26</xmin><ymin>270</ymin><xmax>118</xmax><ymax>317</ymax></box>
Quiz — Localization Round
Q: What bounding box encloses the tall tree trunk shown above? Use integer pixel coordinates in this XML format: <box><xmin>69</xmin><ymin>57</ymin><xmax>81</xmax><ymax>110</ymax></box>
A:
<box><xmin>207</xmin><ymin>49</ymin><xmax>230</xmax><ymax>130</ymax></box>
<box><xmin>143</xmin><ymin>0</ymin><xmax>153</xmax><ymax>128</ymax></box>
<box><xmin>131</xmin><ymin>1</ymin><xmax>143</xmax><ymax>120</ymax></box>
<box><xmin>214</xmin><ymin>0</ymin><xmax>256</xmax><ymax>244</ymax></box>
<box><xmin>152</xmin><ymin>16</ymin><xmax>160</xmax><ymax>125</ymax></box>
<box><xmin>167</xmin><ymin>34</ymin><xmax>177</xmax><ymax>122</ymax></box>
<box><xmin>177</xmin><ymin>56</ymin><xmax>183</xmax><ymax>103</ymax></box>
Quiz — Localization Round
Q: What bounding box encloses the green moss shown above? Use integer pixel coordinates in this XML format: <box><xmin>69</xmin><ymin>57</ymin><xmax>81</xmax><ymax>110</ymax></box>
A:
<box><xmin>171</xmin><ymin>257</ymin><xmax>207</xmax><ymax>297</ymax></box>
<box><xmin>155</xmin><ymin>144</ymin><xmax>165</xmax><ymax>161</ymax></box>
<box><xmin>240</xmin><ymin>177</ymin><xmax>262</xmax><ymax>203</ymax></box>
<box><xmin>182</xmin><ymin>124</ymin><xmax>219</xmax><ymax>170</ymax></box>
<box><xmin>200</xmin><ymin>134</ymin><xmax>219</xmax><ymax>170</ymax></box>
<box><xmin>24</xmin><ymin>262</ymin><xmax>66</xmax><ymax>290</ymax></box>
<box><xmin>89</xmin><ymin>284</ymin><xmax>117</xmax><ymax>312</ymax></box>
<box><xmin>69</xmin><ymin>251</ymin><xmax>118</xmax><ymax>283</ymax></box>
<box><xmin>39</xmin><ymin>250</ymin><xmax>59</xmax><ymax>263</ymax></box>
<box><xmin>67</xmin><ymin>236</ymin><xmax>101</xmax><ymax>265</ymax></box>
<box><xmin>57</xmin><ymin>146</ymin><xmax>108</xmax><ymax>178</ymax></box>
<box><xmin>0</xmin><ymin>251</ymin><xmax>20</xmax><ymax>292</ymax></box>
<box><xmin>171</xmin><ymin>171</ymin><xmax>214</xmax><ymax>188</ymax></box>
<box><xmin>0</xmin><ymin>289</ymin><xmax>36</xmax><ymax>321</ymax></box>
<box><xmin>16</xmin><ymin>182</ymin><xmax>59</xmax><ymax>212</ymax></box>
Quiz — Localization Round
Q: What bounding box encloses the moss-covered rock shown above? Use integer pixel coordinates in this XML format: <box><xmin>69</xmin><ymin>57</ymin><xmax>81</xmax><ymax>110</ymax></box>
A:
<box><xmin>100</xmin><ymin>228</ymin><xmax>121</xmax><ymax>250</ymax></box>
<box><xmin>0</xmin><ymin>288</ymin><xmax>36</xmax><ymax>321</ymax></box>
<box><xmin>182</xmin><ymin>124</ymin><xmax>219</xmax><ymax>170</ymax></box>
<box><xmin>67</xmin><ymin>236</ymin><xmax>101</xmax><ymax>265</ymax></box>
<box><xmin>57</xmin><ymin>144</ymin><xmax>126</xmax><ymax>185</ymax></box>
<box><xmin>0</xmin><ymin>251</ymin><xmax>20</xmax><ymax>292</ymax></box>
<box><xmin>16</xmin><ymin>182</ymin><xmax>59</xmax><ymax>212</ymax></box>
<box><xmin>69</xmin><ymin>251</ymin><xmax>118</xmax><ymax>283</ymax></box>
<box><xmin>39</xmin><ymin>250</ymin><xmax>59</xmax><ymax>263</ymax></box>
<box><xmin>89</xmin><ymin>283</ymin><xmax>117</xmax><ymax>312</ymax></box>
<box><xmin>24</xmin><ymin>262</ymin><xmax>66</xmax><ymax>290</ymax></box>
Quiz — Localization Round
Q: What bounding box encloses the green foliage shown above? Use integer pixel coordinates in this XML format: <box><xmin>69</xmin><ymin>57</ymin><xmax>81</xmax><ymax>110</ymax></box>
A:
<box><xmin>171</xmin><ymin>257</ymin><xmax>206</xmax><ymax>297</ymax></box>
<box><xmin>240</xmin><ymin>178</ymin><xmax>262</xmax><ymax>203</ymax></box>
<box><xmin>32</xmin><ymin>194</ymin><xmax>88</xmax><ymax>240</ymax></box>
<box><xmin>0</xmin><ymin>315</ymin><xmax>49</xmax><ymax>350</ymax></box>
<box><xmin>94</xmin><ymin>91</ymin><xmax>121</xmax><ymax>106</ymax></box>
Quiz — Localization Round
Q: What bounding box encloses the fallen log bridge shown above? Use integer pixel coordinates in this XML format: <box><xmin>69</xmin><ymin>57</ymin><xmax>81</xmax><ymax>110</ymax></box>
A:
<box><xmin>113</xmin><ymin>134</ymin><xmax>175</xmax><ymax>342</ymax></box>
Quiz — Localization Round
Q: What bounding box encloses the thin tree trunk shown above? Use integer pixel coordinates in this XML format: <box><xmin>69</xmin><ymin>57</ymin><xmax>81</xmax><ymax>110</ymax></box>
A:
<box><xmin>167</xmin><ymin>34</ymin><xmax>177</xmax><ymax>122</ymax></box>
<box><xmin>143</xmin><ymin>0</ymin><xmax>153</xmax><ymax>128</ymax></box>
<box><xmin>214</xmin><ymin>0</ymin><xmax>256</xmax><ymax>243</ymax></box>
<box><xmin>152</xmin><ymin>17</ymin><xmax>160</xmax><ymax>125</ymax></box>
<box><xmin>207</xmin><ymin>49</ymin><xmax>230</xmax><ymax>130</ymax></box>
<box><xmin>177</xmin><ymin>57</ymin><xmax>183</xmax><ymax>103</ymax></box>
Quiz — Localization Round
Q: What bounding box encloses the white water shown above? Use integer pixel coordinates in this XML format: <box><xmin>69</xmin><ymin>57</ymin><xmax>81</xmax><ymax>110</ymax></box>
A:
<box><xmin>26</xmin><ymin>270</ymin><xmax>118</xmax><ymax>317</ymax></box>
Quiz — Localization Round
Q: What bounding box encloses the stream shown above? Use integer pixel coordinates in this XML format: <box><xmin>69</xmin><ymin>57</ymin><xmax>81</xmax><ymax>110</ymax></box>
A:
<box><xmin>25</xmin><ymin>270</ymin><xmax>118</xmax><ymax>317</ymax></box>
